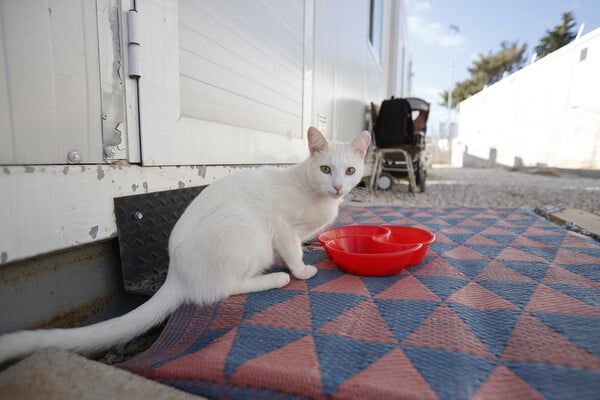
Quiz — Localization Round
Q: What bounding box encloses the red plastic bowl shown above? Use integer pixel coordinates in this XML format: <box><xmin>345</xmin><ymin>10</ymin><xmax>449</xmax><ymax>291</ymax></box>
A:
<box><xmin>324</xmin><ymin>237</ymin><xmax>422</xmax><ymax>276</ymax></box>
<box><xmin>374</xmin><ymin>226</ymin><xmax>436</xmax><ymax>265</ymax></box>
<box><xmin>317</xmin><ymin>225</ymin><xmax>390</xmax><ymax>245</ymax></box>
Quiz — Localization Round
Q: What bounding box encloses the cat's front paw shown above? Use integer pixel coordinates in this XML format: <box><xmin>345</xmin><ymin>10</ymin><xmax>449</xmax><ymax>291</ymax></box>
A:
<box><xmin>293</xmin><ymin>264</ymin><xmax>318</xmax><ymax>280</ymax></box>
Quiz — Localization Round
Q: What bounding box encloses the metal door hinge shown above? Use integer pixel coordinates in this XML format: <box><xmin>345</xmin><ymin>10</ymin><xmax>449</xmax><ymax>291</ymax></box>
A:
<box><xmin>127</xmin><ymin>9</ymin><xmax>140</xmax><ymax>78</ymax></box>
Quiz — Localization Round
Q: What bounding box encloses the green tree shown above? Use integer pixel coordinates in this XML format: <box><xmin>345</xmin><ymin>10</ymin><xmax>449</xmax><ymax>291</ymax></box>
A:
<box><xmin>535</xmin><ymin>12</ymin><xmax>577</xmax><ymax>58</ymax></box>
<box><xmin>440</xmin><ymin>41</ymin><xmax>527</xmax><ymax>107</ymax></box>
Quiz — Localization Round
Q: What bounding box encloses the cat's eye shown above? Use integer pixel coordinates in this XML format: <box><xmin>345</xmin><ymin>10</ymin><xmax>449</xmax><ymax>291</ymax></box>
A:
<box><xmin>320</xmin><ymin>165</ymin><xmax>331</xmax><ymax>174</ymax></box>
<box><xmin>345</xmin><ymin>167</ymin><xmax>356</xmax><ymax>176</ymax></box>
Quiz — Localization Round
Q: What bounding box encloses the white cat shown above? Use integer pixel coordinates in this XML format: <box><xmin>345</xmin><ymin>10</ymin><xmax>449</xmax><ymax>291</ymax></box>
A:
<box><xmin>0</xmin><ymin>127</ymin><xmax>371</xmax><ymax>363</ymax></box>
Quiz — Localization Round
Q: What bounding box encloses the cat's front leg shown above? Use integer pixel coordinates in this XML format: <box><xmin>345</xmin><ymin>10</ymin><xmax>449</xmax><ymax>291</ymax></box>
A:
<box><xmin>273</xmin><ymin>226</ymin><xmax>318</xmax><ymax>280</ymax></box>
<box><xmin>292</xmin><ymin>263</ymin><xmax>318</xmax><ymax>280</ymax></box>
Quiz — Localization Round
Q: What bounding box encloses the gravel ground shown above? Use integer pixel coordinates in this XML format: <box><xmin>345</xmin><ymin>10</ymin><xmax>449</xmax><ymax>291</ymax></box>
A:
<box><xmin>357</xmin><ymin>167</ymin><xmax>600</xmax><ymax>215</ymax></box>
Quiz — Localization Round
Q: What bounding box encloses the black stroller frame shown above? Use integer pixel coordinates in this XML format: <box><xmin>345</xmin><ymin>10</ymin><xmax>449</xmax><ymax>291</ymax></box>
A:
<box><xmin>369</xmin><ymin>97</ymin><xmax>430</xmax><ymax>193</ymax></box>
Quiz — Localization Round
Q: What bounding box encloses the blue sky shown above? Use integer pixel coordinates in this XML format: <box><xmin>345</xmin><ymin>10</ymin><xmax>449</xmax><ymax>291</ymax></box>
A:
<box><xmin>406</xmin><ymin>0</ymin><xmax>600</xmax><ymax>136</ymax></box>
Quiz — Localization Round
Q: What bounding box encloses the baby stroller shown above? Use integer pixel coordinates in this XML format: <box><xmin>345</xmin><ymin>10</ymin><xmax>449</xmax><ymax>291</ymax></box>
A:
<box><xmin>369</xmin><ymin>97</ymin><xmax>430</xmax><ymax>193</ymax></box>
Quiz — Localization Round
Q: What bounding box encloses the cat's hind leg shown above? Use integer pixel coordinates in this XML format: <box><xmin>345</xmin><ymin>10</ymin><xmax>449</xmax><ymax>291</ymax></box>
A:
<box><xmin>231</xmin><ymin>272</ymin><xmax>290</xmax><ymax>295</ymax></box>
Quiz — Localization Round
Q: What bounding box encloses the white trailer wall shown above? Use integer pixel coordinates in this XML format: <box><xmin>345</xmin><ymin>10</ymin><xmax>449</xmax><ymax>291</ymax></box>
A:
<box><xmin>313</xmin><ymin>0</ymin><xmax>409</xmax><ymax>143</ymax></box>
<box><xmin>0</xmin><ymin>0</ymin><xmax>410</xmax><ymax>265</ymax></box>
<box><xmin>136</xmin><ymin>0</ymin><xmax>310</xmax><ymax>165</ymax></box>
<box><xmin>0</xmin><ymin>1</ymin><xmax>105</xmax><ymax>164</ymax></box>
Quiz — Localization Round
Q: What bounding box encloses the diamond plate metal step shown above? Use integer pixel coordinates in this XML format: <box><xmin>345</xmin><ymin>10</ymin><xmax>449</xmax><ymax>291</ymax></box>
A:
<box><xmin>113</xmin><ymin>186</ymin><xmax>206</xmax><ymax>295</ymax></box>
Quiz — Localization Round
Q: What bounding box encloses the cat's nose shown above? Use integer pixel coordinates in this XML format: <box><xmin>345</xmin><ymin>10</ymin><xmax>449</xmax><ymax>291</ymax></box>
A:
<box><xmin>333</xmin><ymin>184</ymin><xmax>342</xmax><ymax>193</ymax></box>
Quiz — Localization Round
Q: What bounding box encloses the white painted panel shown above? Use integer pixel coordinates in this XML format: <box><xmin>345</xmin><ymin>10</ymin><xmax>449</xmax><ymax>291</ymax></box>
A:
<box><xmin>189</xmin><ymin>0</ymin><xmax>304</xmax><ymax>67</ymax></box>
<box><xmin>0</xmin><ymin>0</ymin><xmax>103</xmax><ymax>164</ymax></box>
<box><xmin>0</xmin><ymin>164</ymin><xmax>236</xmax><ymax>265</ymax></box>
<box><xmin>330</xmin><ymin>0</ymin><xmax>371</xmax><ymax>140</ymax></box>
<box><xmin>178</xmin><ymin>25</ymin><xmax>302</xmax><ymax>104</ymax></box>
<box><xmin>312</xmin><ymin>0</ymin><xmax>393</xmax><ymax>143</ymax></box>
<box><xmin>311</xmin><ymin>0</ymin><xmax>337</xmax><ymax>138</ymax></box>
<box><xmin>137</xmin><ymin>0</ymin><xmax>310</xmax><ymax>165</ymax></box>
<box><xmin>1</xmin><ymin>1</ymin><xmax>57</xmax><ymax>163</ymax></box>
<box><xmin>179</xmin><ymin>0</ymin><xmax>303</xmax><ymax>137</ymax></box>
<box><xmin>180</xmin><ymin>76</ymin><xmax>301</xmax><ymax>137</ymax></box>
<box><xmin>179</xmin><ymin>45</ymin><xmax>301</xmax><ymax>122</ymax></box>
<box><xmin>180</xmin><ymin>2</ymin><xmax>303</xmax><ymax>88</ymax></box>
<box><xmin>0</xmin><ymin>16</ymin><xmax>12</xmax><ymax>163</ymax></box>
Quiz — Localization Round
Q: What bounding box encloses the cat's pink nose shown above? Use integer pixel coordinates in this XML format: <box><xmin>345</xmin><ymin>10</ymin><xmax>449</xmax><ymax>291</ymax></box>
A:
<box><xmin>333</xmin><ymin>184</ymin><xmax>342</xmax><ymax>193</ymax></box>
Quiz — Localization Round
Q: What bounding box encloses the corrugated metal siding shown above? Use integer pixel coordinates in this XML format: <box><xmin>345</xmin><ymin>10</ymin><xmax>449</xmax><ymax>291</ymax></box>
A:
<box><xmin>178</xmin><ymin>0</ymin><xmax>304</xmax><ymax>138</ymax></box>
<box><xmin>0</xmin><ymin>0</ymin><xmax>103</xmax><ymax>165</ymax></box>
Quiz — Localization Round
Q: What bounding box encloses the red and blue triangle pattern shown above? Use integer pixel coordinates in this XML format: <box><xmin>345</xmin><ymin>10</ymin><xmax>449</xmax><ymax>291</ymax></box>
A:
<box><xmin>119</xmin><ymin>206</ymin><xmax>600</xmax><ymax>399</ymax></box>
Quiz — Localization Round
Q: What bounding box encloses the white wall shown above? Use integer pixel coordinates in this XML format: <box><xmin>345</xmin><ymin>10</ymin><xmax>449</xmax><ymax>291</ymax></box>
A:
<box><xmin>179</xmin><ymin>0</ymin><xmax>305</xmax><ymax>140</ymax></box>
<box><xmin>0</xmin><ymin>0</ymin><xmax>409</xmax><ymax>265</ymax></box>
<box><xmin>312</xmin><ymin>0</ymin><xmax>408</xmax><ymax>143</ymax></box>
<box><xmin>0</xmin><ymin>1</ymin><xmax>104</xmax><ymax>164</ymax></box>
<box><xmin>458</xmin><ymin>27</ymin><xmax>600</xmax><ymax>169</ymax></box>
<box><xmin>135</xmin><ymin>0</ymin><xmax>310</xmax><ymax>166</ymax></box>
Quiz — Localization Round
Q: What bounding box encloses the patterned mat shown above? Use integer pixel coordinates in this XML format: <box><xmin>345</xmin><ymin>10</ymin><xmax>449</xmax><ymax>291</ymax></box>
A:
<box><xmin>119</xmin><ymin>206</ymin><xmax>600</xmax><ymax>399</ymax></box>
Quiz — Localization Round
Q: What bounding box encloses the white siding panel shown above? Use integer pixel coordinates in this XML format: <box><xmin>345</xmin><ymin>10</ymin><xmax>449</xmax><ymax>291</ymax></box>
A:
<box><xmin>266</xmin><ymin>0</ymin><xmax>304</xmax><ymax>41</ymax></box>
<box><xmin>52</xmin><ymin>1</ymin><xmax>103</xmax><ymax>163</ymax></box>
<box><xmin>0</xmin><ymin>1</ymin><xmax>103</xmax><ymax>165</ymax></box>
<box><xmin>136</xmin><ymin>0</ymin><xmax>310</xmax><ymax>165</ymax></box>
<box><xmin>331</xmin><ymin>0</ymin><xmax>370</xmax><ymax>140</ymax></box>
<box><xmin>178</xmin><ymin>43</ymin><xmax>301</xmax><ymax>117</ymax></box>
<box><xmin>0</xmin><ymin>164</ymin><xmax>235</xmax><ymax>265</ymax></box>
<box><xmin>180</xmin><ymin>76</ymin><xmax>300</xmax><ymax>137</ymax></box>
<box><xmin>312</xmin><ymin>0</ymin><xmax>390</xmax><ymax>143</ymax></box>
<box><xmin>0</xmin><ymin>17</ymin><xmax>13</xmax><ymax>163</ymax></box>
<box><xmin>180</xmin><ymin>2</ymin><xmax>302</xmax><ymax>87</ymax></box>
<box><xmin>179</xmin><ymin>0</ymin><xmax>304</xmax><ymax>138</ymax></box>
<box><xmin>1</xmin><ymin>1</ymin><xmax>57</xmax><ymax>163</ymax></box>
<box><xmin>193</xmin><ymin>0</ymin><xmax>303</xmax><ymax>66</ymax></box>
<box><xmin>179</xmin><ymin>25</ymin><xmax>302</xmax><ymax>101</ymax></box>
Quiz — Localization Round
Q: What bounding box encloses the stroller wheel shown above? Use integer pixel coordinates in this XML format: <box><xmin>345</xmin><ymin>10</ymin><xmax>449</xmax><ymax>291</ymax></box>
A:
<box><xmin>377</xmin><ymin>173</ymin><xmax>394</xmax><ymax>191</ymax></box>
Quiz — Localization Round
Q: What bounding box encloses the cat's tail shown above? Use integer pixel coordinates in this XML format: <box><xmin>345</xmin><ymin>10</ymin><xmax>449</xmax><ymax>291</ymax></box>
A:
<box><xmin>0</xmin><ymin>280</ymin><xmax>181</xmax><ymax>364</ymax></box>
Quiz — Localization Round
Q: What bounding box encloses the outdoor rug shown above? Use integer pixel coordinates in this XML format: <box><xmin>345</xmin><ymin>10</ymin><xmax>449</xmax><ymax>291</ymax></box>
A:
<box><xmin>118</xmin><ymin>206</ymin><xmax>600</xmax><ymax>399</ymax></box>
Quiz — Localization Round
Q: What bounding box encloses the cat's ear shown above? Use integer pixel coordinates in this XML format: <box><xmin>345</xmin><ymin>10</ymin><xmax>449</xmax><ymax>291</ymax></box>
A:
<box><xmin>307</xmin><ymin>127</ymin><xmax>328</xmax><ymax>155</ymax></box>
<box><xmin>351</xmin><ymin>131</ymin><xmax>371</xmax><ymax>158</ymax></box>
